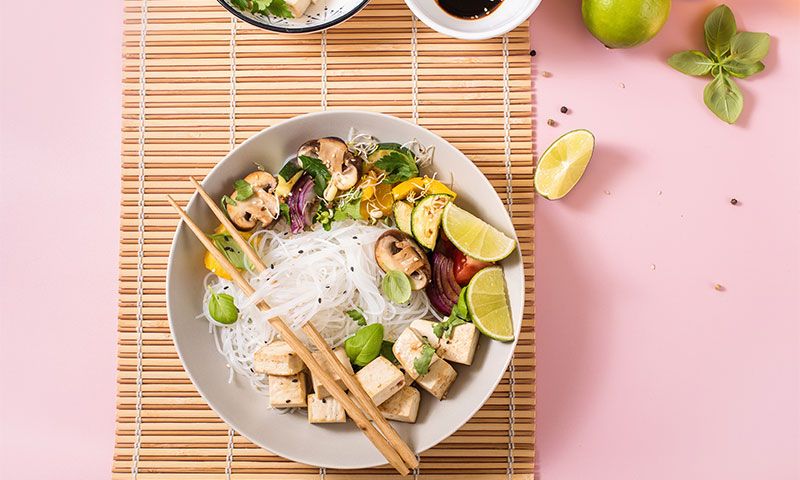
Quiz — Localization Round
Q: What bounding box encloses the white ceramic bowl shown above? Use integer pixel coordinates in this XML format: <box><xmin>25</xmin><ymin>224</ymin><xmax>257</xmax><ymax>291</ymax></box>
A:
<box><xmin>167</xmin><ymin>110</ymin><xmax>524</xmax><ymax>469</ymax></box>
<box><xmin>217</xmin><ymin>0</ymin><xmax>369</xmax><ymax>34</ymax></box>
<box><xmin>405</xmin><ymin>0</ymin><xmax>541</xmax><ymax>40</ymax></box>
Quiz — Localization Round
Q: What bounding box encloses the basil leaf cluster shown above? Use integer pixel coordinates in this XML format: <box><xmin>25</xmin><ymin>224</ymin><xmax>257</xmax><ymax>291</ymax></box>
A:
<box><xmin>344</xmin><ymin>323</ymin><xmax>384</xmax><ymax>367</ymax></box>
<box><xmin>229</xmin><ymin>0</ymin><xmax>294</xmax><ymax>19</ymax></box>
<box><xmin>381</xmin><ymin>270</ymin><xmax>412</xmax><ymax>304</ymax></box>
<box><xmin>667</xmin><ymin>5</ymin><xmax>770</xmax><ymax>124</ymax></box>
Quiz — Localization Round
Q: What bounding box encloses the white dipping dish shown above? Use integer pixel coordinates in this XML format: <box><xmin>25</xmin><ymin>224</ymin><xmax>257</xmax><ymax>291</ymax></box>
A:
<box><xmin>166</xmin><ymin>110</ymin><xmax>524</xmax><ymax>469</ymax></box>
<box><xmin>405</xmin><ymin>0</ymin><xmax>541</xmax><ymax>40</ymax></box>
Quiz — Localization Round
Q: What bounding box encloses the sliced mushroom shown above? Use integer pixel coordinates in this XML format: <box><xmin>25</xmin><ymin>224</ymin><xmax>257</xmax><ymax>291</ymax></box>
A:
<box><xmin>225</xmin><ymin>171</ymin><xmax>280</xmax><ymax>230</ymax></box>
<box><xmin>375</xmin><ymin>230</ymin><xmax>432</xmax><ymax>290</ymax></box>
<box><xmin>297</xmin><ymin>137</ymin><xmax>361</xmax><ymax>202</ymax></box>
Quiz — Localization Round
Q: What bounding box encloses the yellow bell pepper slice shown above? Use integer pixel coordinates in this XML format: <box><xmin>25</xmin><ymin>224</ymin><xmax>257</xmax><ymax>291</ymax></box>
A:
<box><xmin>203</xmin><ymin>224</ymin><xmax>253</xmax><ymax>280</ymax></box>
<box><xmin>391</xmin><ymin>177</ymin><xmax>456</xmax><ymax>201</ymax></box>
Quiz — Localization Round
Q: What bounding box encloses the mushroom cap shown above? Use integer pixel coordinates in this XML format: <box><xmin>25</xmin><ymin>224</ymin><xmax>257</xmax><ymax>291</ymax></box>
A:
<box><xmin>225</xmin><ymin>171</ymin><xmax>280</xmax><ymax>230</ymax></box>
<box><xmin>297</xmin><ymin>137</ymin><xmax>362</xmax><ymax>197</ymax></box>
<box><xmin>375</xmin><ymin>230</ymin><xmax>432</xmax><ymax>291</ymax></box>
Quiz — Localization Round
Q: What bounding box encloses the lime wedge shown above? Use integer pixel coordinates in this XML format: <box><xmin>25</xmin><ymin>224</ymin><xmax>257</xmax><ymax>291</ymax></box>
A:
<box><xmin>466</xmin><ymin>266</ymin><xmax>514</xmax><ymax>342</ymax></box>
<box><xmin>535</xmin><ymin>129</ymin><xmax>595</xmax><ymax>200</ymax></box>
<box><xmin>441</xmin><ymin>203</ymin><xmax>516</xmax><ymax>262</ymax></box>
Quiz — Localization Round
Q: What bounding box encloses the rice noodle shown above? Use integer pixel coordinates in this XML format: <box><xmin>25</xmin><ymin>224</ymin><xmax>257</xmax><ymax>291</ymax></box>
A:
<box><xmin>201</xmin><ymin>220</ymin><xmax>434</xmax><ymax>395</ymax></box>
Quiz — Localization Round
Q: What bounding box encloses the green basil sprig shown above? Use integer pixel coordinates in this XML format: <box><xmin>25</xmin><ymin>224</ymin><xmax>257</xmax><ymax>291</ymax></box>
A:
<box><xmin>667</xmin><ymin>5</ymin><xmax>770</xmax><ymax>124</ymax></box>
<box><xmin>229</xmin><ymin>0</ymin><xmax>294</xmax><ymax>19</ymax></box>
<box><xmin>346</xmin><ymin>308</ymin><xmax>367</xmax><ymax>326</ymax></box>
<box><xmin>208</xmin><ymin>289</ymin><xmax>239</xmax><ymax>325</ymax></box>
<box><xmin>381</xmin><ymin>270</ymin><xmax>412</xmax><ymax>304</ymax></box>
<box><xmin>413</xmin><ymin>340</ymin><xmax>436</xmax><ymax>376</ymax></box>
<box><xmin>380</xmin><ymin>340</ymin><xmax>398</xmax><ymax>364</ymax></box>
<box><xmin>434</xmin><ymin>288</ymin><xmax>470</xmax><ymax>339</ymax></box>
<box><xmin>344</xmin><ymin>323</ymin><xmax>384</xmax><ymax>367</ymax></box>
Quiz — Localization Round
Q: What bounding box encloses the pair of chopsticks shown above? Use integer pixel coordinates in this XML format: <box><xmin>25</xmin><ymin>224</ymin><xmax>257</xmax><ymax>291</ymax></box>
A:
<box><xmin>167</xmin><ymin>177</ymin><xmax>418</xmax><ymax>475</ymax></box>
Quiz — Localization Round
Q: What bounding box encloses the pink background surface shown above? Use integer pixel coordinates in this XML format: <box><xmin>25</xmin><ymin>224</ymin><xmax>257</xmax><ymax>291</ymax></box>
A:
<box><xmin>0</xmin><ymin>1</ymin><xmax>797</xmax><ymax>479</ymax></box>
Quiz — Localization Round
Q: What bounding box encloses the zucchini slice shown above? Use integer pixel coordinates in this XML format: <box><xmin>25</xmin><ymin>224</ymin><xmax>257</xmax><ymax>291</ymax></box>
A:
<box><xmin>411</xmin><ymin>194</ymin><xmax>451</xmax><ymax>249</ymax></box>
<box><xmin>393</xmin><ymin>200</ymin><xmax>413</xmax><ymax>235</ymax></box>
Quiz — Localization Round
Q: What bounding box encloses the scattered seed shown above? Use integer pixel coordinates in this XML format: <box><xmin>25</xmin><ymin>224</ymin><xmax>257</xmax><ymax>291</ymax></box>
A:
<box><xmin>547</xmin><ymin>118</ymin><xmax>557</xmax><ymax>127</ymax></box>
<box><xmin>560</xmin><ymin>106</ymin><xmax>569</xmax><ymax>114</ymax></box>
<box><xmin>714</xmin><ymin>283</ymin><xmax>725</xmax><ymax>291</ymax></box>
<box><xmin>270</xmin><ymin>264</ymin><xmax>275</xmax><ymax>269</ymax></box>
<box><xmin>730</xmin><ymin>198</ymin><xmax>738</xmax><ymax>205</ymax></box>
<box><xmin>658</xmin><ymin>190</ymin><xmax>663</xmax><ymax>196</ymax></box>
<box><xmin>318</xmin><ymin>298</ymin><xmax>322</xmax><ymax>304</ymax></box>
<box><xmin>619</xmin><ymin>82</ymin><xmax>626</xmax><ymax>89</ymax></box>
<box><xmin>542</xmin><ymin>71</ymin><xmax>552</xmax><ymax>77</ymax></box>
<box><xmin>321</xmin><ymin>398</ymin><xmax>327</xmax><ymax>403</ymax></box>
<box><xmin>285</xmin><ymin>399</ymin><xmax>291</xmax><ymax>403</ymax></box>
<box><xmin>604</xmin><ymin>190</ymin><xmax>611</xmax><ymax>195</ymax></box>
<box><xmin>292</xmin><ymin>378</ymin><xmax>298</xmax><ymax>383</ymax></box>
<box><xmin>650</xmin><ymin>264</ymin><xmax>656</xmax><ymax>271</ymax></box>
<box><xmin>350</xmin><ymin>267</ymin><xmax>354</xmax><ymax>272</ymax></box>
<box><xmin>353</xmin><ymin>236</ymin><xmax>358</xmax><ymax>239</ymax></box>
<box><xmin>223</xmin><ymin>286</ymin><xmax>229</xmax><ymax>290</ymax></box>
<box><xmin>298</xmin><ymin>250</ymin><xmax>304</xmax><ymax>254</ymax></box>
<box><xmin>529</xmin><ymin>49</ymin><xmax>537</xmax><ymax>57</ymax></box>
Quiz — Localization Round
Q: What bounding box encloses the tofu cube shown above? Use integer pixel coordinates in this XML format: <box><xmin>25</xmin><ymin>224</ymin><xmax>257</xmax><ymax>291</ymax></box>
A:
<box><xmin>311</xmin><ymin>347</ymin><xmax>354</xmax><ymax>398</ymax></box>
<box><xmin>436</xmin><ymin>322</ymin><xmax>480</xmax><ymax>365</ymax></box>
<box><xmin>392</xmin><ymin>328</ymin><xmax>440</xmax><ymax>380</ymax></box>
<box><xmin>268</xmin><ymin>372</ymin><xmax>307</xmax><ymax>408</ymax></box>
<box><xmin>410</xmin><ymin>320</ymin><xmax>440</xmax><ymax>348</ymax></box>
<box><xmin>307</xmin><ymin>394</ymin><xmax>346</xmax><ymax>423</ymax></box>
<box><xmin>416</xmin><ymin>359</ymin><xmax>457</xmax><ymax>400</ymax></box>
<box><xmin>254</xmin><ymin>340</ymin><xmax>305</xmax><ymax>376</ymax></box>
<box><xmin>379</xmin><ymin>386</ymin><xmax>421</xmax><ymax>423</ymax></box>
<box><xmin>355</xmin><ymin>356</ymin><xmax>405</xmax><ymax>406</ymax></box>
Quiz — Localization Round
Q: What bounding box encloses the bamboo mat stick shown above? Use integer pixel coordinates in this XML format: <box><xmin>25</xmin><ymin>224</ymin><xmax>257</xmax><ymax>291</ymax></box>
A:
<box><xmin>165</xmin><ymin>195</ymin><xmax>411</xmax><ymax>476</ymax></box>
<box><xmin>188</xmin><ymin>176</ymin><xmax>420</xmax><ymax>470</ymax></box>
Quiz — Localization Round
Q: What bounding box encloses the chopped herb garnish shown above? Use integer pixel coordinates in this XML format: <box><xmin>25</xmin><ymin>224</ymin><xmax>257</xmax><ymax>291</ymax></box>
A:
<box><xmin>346</xmin><ymin>308</ymin><xmax>367</xmax><ymax>326</ymax></box>
<box><xmin>413</xmin><ymin>340</ymin><xmax>436</xmax><ymax>375</ymax></box>
<box><xmin>233</xmin><ymin>179</ymin><xmax>254</xmax><ymax>201</ymax></box>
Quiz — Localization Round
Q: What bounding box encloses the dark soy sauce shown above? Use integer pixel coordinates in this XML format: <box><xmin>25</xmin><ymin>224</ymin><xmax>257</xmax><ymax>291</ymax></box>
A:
<box><xmin>436</xmin><ymin>0</ymin><xmax>503</xmax><ymax>20</ymax></box>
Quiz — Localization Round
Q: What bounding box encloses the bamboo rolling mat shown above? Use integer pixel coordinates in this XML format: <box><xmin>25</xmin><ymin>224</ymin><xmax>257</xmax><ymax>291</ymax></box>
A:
<box><xmin>116</xmin><ymin>0</ymin><xmax>535</xmax><ymax>478</ymax></box>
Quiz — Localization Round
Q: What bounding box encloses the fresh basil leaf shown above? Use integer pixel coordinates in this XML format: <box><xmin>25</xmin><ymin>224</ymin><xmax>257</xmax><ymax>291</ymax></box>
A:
<box><xmin>704</xmin><ymin>74</ymin><xmax>743</xmax><ymax>124</ymax></box>
<box><xmin>729</xmin><ymin>31</ymin><xmax>770</xmax><ymax>64</ymax></box>
<box><xmin>299</xmin><ymin>155</ymin><xmax>331</xmax><ymax>198</ymax></box>
<box><xmin>209</xmin><ymin>232</ymin><xmax>246</xmax><ymax>269</ymax></box>
<box><xmin>667</xmin><ymin>50</ymin><xmax>716</xmax><ymax>76</ymax></box>
<box><xmin>279</xmin><ymin>202</ymin><xmax>290</xmax><ymax>223</ymax></box>
<box><xmin>234</xmin><ymin>179</ymin><xmax>254</xmax><ymax>201</ymax></box>
<box><xmin>230</xmin><ymin>0</ymin><xmax>249</xmax><ymax>9</ymax></box>
<box><xmin>724</xmin><ymin>60</ymin><xmax>765</xmax><ymax>78</ymax></box>
<box><xmin>278</xmin><ymin>160</ymin><xmax>302</xmax><ymax>181</ymax></box>
<box><xmin>346</xmin><ymin>308</ymin><xmax>367</xmax><ymax>326</ymax></box>
<box><xmin>380</xmin><ymin>340</ymin><xmax>398</xmax><ymax>364</ymax></box>
<box><xmin>704</xmin><ymin>5</ymin><xmax>737</xmax><ymax>58</ymax></box>
<box><xmin>374</xmin><ymin>151</ymin><xmax>419</xmax><ymax>184</ymax></box>
<box><xmin>344</xmin><ymin>323</ymin><xmax>384</xmax><ymax>367</ymax></box>
<box><xmin>382</xmin><ymin>270</ymin><xmax>412</xmax><ymax>304</ymax></box>
<box><xmin>333</xmin><ymin>191</ymin><xmax>363</xmax><ymax>221</ymax></box>
<box><xmin>208</xmin><ymin>291</ymin><xmax>239</xmax><ymax>325</ymax></box>
<box><xmin>413</xmin><ymin>342</ymin><xmax>436</xmax><ymax>376</ymax></box>
<box><xmin>267</xmin><ymin>0</ymin><xmax>294</xmax><ymax>18</ymax></box>
<box><xmin>455</xmin><ymin>287</ymin><xmax>468</xmax><ymax>319</ymax></box>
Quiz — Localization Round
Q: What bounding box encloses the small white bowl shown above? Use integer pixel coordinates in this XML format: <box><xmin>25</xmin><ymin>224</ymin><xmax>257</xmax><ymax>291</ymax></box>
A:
<box><xmin>405</xmin><ymin>0</ymin><xmax>541</xmax><ymax>40</ymax></box>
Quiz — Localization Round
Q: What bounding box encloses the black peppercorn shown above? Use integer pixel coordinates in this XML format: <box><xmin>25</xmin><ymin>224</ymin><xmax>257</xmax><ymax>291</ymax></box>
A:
<box><xmin>529</xmin><ymin>49</ymin><xmax>537</xmax><ymax>57</ymax></box>
<box><xmin>730</xmin><ymin>198</ymin><xmax>738</xmax><ymax>205</ymax></box>
<box><xmin>560</xmin><ymin>106</ymin><xmax>569</xmax><ymax>114</ymax></box>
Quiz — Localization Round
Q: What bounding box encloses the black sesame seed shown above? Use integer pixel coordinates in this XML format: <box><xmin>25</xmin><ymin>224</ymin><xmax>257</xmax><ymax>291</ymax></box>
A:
<box><xmin>353</xmin><ymin>236</ymin><xmax>358</xmax><ymax>239</ymax></box>
<box><xmin>292</xmin><ymin>378</ymin><xmax>298</xmax><ymax>383</ymax></box>
<box><xmin>285</xmin><ymin>399</ymin><xmax>291</xmax><ymax>403</ymax></box>
<box><xmin>270</xmin><ymin>264</ymin><xmax>275</xmax><ymax>269</ymax></box>
<box><xmin>350</xmin><ymin>267</ymin><xmax>354</xmax><ymax>272</ymax></box>
<box><xmin>560</xmin><ymin>106</ymin><xmax>569</xmax><ymax>114</ymax></box>
<box><xmin>298</xmin><ymin>250</ymin><xmax>304</xmax><ymax>254</ymax></box>
<box><xmin>318</xmin><ymin>298</ymin><xmax>322</xmax><ymax>304</ymax></box>
<box><xmin>223</xmin><ymin>286</ymin><xmax>229</xmax><ymax>290</ymax></box>
<box><xmin>321</xmin><ymin>398</ymin><xmax>327</xmax><ymax>403</ymax></box>
<box><xmin>529</xmin><ymin>49</ymin><xmax>536</xmax><ymax>57</ymax></box>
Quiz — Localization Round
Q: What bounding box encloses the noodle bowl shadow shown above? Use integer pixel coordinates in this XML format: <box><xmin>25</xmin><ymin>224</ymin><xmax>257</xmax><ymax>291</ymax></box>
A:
<box><xmin>167</xmin><ymin>110</ymin><xmax>524</xmax><ymax>469</ymax></box>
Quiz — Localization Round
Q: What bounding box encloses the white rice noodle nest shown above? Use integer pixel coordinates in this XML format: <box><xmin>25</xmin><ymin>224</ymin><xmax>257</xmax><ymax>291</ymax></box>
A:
<box><xmin>201</xmin><ymin>220</ymin><xmax>433</xmax><ymax>395</ymax></box>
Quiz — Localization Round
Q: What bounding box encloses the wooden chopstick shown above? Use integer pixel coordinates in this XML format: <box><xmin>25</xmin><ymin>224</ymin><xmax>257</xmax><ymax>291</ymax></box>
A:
<box><xmin>166</xmin><ymin>195</ymin><xmax>411</xmax><ymax>476</ymax></box>
<box><xmin>189</xmin><ymin>177</ymin><xmax>420</xmax><ymax>470</ymax></box>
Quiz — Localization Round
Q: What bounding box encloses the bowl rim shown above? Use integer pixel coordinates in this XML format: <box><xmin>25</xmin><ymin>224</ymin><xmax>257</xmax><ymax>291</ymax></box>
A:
<box><xmin>216</xmin><ymin>0</ymin><xmax>370</xmax><ymax>34</ymax></box>
<box><xmin>166</xmin><ymin>110</ymin><xmax>524</xmax><ymax>468</ymax></box>
<box><xmin>403</xmin><ymin>0</ymin><xmax>541</xmax><ymax>40</ymax></box>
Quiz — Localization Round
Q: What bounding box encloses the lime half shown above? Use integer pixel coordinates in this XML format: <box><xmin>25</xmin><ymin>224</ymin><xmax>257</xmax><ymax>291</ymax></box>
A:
<box><xmin>441</xmin><ymin>203</ymin><xmax>516</xmax><ymax>262</ymax></box>
<box><xmin>466</xmin><ymin>266</ymin><xmax>514</xmax><ymax>342</ymax></box>
<box><xmin>535</xmin><ymin>129</ymin><xmax>595</xmax><ymax>200</ymax></box>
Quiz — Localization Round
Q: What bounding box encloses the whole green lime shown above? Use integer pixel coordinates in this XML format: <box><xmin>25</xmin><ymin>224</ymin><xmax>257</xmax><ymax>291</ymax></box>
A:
<box><xmin>582</xmin><ymin>0</ymin><xmax>671</xmax><ymax>48</ymax></box>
